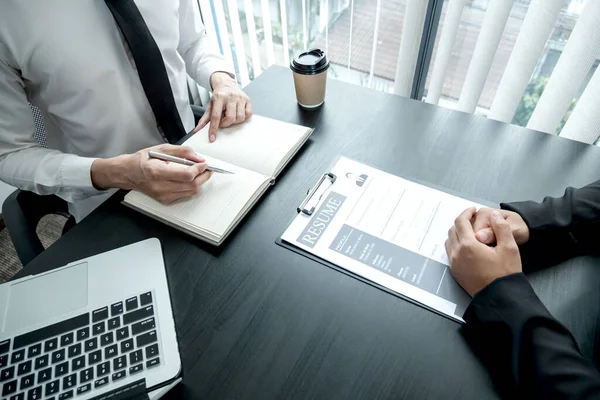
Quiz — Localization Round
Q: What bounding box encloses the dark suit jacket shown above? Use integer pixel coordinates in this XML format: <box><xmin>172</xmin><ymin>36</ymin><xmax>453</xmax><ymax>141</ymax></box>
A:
<box><xmin>464</xmin><ymin>180</ymin><xmax>600</xmax><ymax>399</ymax></box>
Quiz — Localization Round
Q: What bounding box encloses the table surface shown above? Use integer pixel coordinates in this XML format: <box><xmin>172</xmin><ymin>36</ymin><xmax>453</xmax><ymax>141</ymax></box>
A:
<box><xmin>17</xmin><ymin>66</ymin><xmax>600</xmax><ymax>399</ymax></box>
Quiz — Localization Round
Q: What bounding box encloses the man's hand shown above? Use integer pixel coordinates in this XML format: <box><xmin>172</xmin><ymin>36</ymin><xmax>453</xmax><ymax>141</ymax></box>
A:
<box><xmin>473</xmin><ymin>208</ymin><xmax>529</xmax><ymax>245</ymax></box>
<box><xmin>194</xmin><ymin>72</ymin><xmax>252</xmax><ymax>142</ymax></box>
<box><xmin>91</xmin><ymin>144</ymin><xmax>212</xmax><ymax>205</ymax></box>
<box><xmin>445</xmin><ymin>208</ymin><xmax>522</xmax><ymax>296</ymax></box>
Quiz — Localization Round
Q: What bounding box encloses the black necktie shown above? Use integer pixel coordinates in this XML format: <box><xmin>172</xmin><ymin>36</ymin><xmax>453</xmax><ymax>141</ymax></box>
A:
<box><xmin>105</xmin><ymin>0</ymin><xmax>186</xmax><ymax>144</ymax></box>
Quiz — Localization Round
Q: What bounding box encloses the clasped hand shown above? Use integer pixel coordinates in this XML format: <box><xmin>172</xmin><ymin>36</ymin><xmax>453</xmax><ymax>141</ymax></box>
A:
<box><xmin>445</xmin><ymin>207</ymin><xmax>529</xmax><ymax>296</ymax></box>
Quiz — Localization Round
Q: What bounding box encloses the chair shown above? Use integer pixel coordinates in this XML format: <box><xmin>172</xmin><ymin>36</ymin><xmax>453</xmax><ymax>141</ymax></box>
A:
<box><xmin>3</xmin><ymin>104</ymin><xmax>206</xmax><ymax>266</ymax></box>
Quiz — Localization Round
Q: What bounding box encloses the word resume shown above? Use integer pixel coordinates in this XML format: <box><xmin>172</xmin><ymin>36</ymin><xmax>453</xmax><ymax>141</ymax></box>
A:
<box><xmin>282</xmin><ymin>157</ymin><xmax>487</xmax><ymax>322</ymax></box>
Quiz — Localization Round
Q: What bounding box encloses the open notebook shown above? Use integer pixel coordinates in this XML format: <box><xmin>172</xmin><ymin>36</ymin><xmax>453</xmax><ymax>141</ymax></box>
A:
<box><xmin>123</xmin><ymin>115</ymin><xmax>313</xmax><ymax>245</ymax></box>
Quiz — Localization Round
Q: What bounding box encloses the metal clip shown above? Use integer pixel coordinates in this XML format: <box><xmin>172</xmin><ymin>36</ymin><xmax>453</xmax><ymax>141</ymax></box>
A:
<box><xmin>297</xmin><ymin>172</ymin><xmax>336</xmax><ymax>215</ymax></box>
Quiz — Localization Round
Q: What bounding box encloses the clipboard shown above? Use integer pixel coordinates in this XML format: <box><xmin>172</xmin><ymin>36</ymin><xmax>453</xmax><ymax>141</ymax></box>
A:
<box><xmin>275</xmin><ymin>163</ymin><xmax>497</xmax><ymax>324</ymax></box>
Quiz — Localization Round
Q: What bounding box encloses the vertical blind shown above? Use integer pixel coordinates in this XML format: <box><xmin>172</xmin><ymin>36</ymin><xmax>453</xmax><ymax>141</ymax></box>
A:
<box><xmin>200</xmin><ymin>0</ymin><xmax>600</xmax><ymax>144</ymax></box>
<box><xmin>243</xmin><ymin>0</ymin><xmax>262</xmax><ymax>77</ymax></box>
<box><xmin>226</xmin><ymin>0</ymin><xmax>250</xmax><ymax>85</ymax></box>
<box><xmin>394</xmin><ymin>0</ymin><xmax>428</xmax><ymax>97</ymax></box>
<box><xmin>425</xmin><ymin>0</ymin><xmax>467</xmax><ymax>105</ymax></box>
<box><xmin>526</xmin><ymin>0</ymin><xmax>600</xmax><ymax>138</ymax></box>
<box><xmin>488</xmin><ymin>0</ymin><xmax>563</xmax><ymax>123</ymax></box>
<box><xmin>456</xmin><ymin>0</ymin><xmax>512</xmax><ymax>114</ymax></box>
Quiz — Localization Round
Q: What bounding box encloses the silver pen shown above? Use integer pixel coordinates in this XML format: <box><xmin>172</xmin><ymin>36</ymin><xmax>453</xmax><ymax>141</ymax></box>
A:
<box><xmin>148</xmin><ymin>151</ymin><xmax>234</xmax><ymax>174</ymax></box>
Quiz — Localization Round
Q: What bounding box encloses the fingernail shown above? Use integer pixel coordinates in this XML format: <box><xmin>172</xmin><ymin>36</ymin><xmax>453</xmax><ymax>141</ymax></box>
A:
<box><xmin>210</xmin><ymin>135</ymin><xmax>216</xmax><ymax>142</ymax></box>
<box><xmin>491</xmin><ymin>211</ymin><xmax>502</xmax><ymax>220</ymax></box>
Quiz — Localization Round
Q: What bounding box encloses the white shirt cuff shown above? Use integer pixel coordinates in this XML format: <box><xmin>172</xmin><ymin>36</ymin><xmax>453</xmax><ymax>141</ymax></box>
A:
<box><xmin>60</xmin><ymin>155</ymin><xmax>105</xmax><ymax>198</ymax></box>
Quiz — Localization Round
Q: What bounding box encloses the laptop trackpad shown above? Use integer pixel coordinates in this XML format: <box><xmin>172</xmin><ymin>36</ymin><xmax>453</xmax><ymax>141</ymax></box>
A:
<box><xmin>3</xmin><ymin>263</ymin><xmax>88</xmax><ymax>333</ymax></box>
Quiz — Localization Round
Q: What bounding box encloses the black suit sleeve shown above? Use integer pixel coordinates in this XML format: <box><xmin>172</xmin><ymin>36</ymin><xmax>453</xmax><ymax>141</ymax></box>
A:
<box><xmin>500</xmin><ymin>180</ymin><xmax>600</xmax><ymax>267</ymax></box>
<box><xmin>464</xmin><ymin>273</ymin><xmax>600</xmax><ymax>399</ymax></box>
<box><xmin>464</xmin><ymin>180</ymin><xmax>600</xmax><ymax>398</ymax></box>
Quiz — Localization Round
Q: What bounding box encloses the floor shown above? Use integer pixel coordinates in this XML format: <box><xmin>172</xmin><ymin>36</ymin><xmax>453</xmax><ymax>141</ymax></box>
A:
<box><xmin>0</xmin><ymin>214</ymin><xmax>65</xmax><ymax>283</ymax></box>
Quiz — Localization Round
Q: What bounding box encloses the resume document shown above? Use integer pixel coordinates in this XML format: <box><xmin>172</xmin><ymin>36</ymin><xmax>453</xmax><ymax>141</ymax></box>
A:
<box><xmin>282</xmin><ymin>157</ymin><xmax>487</xmax><ymax>322</ymax></box>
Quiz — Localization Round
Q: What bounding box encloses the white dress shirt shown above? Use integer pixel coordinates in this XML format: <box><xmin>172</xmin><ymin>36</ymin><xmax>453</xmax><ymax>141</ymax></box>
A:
<box><xmin>0</xmin><ymin>0</ymin><xmax>234</xmax><ymax>220</ymax></box>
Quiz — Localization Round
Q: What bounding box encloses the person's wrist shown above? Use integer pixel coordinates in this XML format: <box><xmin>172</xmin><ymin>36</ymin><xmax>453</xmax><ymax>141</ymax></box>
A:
<box><xmin>514</xmin><ymin>216</ymin><xmax>530</xmax><ymax>245</ymax></box>
<box><xmin>210</xmin><ymin>71</ymin><xmax>235</xmax><ymax>90</ymax></box>
<box><xmin>91</xmin><ymin>155</ymin><xmax>131</xmax><ymax>190</ymax></box>
<box><xmin>516</xmin><ymin>227</ymin><xmax>530</xmax><ymax>245</ymax></box>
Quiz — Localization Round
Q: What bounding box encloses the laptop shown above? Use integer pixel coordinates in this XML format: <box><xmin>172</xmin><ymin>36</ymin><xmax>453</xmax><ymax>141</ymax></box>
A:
<box><xmin>0</xmin><ymin>238</ymin><xmax>181</xmax><ymax>400</ymax></box>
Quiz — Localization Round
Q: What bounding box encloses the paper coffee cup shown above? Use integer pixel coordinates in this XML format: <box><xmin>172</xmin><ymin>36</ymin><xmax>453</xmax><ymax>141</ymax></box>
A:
<box><xmin>290</xmin><ymin>49</ymin><xmax>329</xmax><ymax>109</ymax></box>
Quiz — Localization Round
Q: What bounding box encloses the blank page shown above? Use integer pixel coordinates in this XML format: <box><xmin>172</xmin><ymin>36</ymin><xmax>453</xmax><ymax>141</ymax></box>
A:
<box><xmin>185</xmin><ymin>115</ymin><xmax>311</xmax><ymax>177</ymax></box>
<box><xmin>124</xmin><ymin>155</ymin><xmax>270</xmax><ymax>238</ymax></box>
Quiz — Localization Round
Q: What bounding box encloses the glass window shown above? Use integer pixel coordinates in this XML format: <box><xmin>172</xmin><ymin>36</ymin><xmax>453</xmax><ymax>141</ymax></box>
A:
<box><xmin>423</xmin><ymin>0</ymin><xmax>595</xmax><ymax>135</ymax></box>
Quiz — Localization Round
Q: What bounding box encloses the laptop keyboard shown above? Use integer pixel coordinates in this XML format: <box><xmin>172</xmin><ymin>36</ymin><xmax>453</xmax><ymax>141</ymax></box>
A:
<box><xmin>0</xmin><ymin>291</ymin><xmax>161</xmax><ymax>400</ymax></box>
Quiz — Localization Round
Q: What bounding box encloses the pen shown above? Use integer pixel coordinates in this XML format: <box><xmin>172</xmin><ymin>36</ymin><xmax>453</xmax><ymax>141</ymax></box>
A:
<box><xmin>148</xmin><ymin>151</ymin><xmax>234</xmax><ymax>174</ymax></box>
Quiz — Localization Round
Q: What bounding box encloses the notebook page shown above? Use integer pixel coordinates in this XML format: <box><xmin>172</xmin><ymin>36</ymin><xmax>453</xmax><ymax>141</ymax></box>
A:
<box><xmin>185</xmin><ymin>115</ymin><xmax>311</xmax><ymax>177</ymax></box>
<box><xmin>124</xmin><ymin>156</ymin><xmax>270</xmax><ymax>238</ymax></box>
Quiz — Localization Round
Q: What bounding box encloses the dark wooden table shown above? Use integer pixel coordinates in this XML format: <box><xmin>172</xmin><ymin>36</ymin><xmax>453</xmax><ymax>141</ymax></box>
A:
<box><xmin>16</xmin><ymin>66</ymin><xmax>600</xmax><ymax>399</ymax></box>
